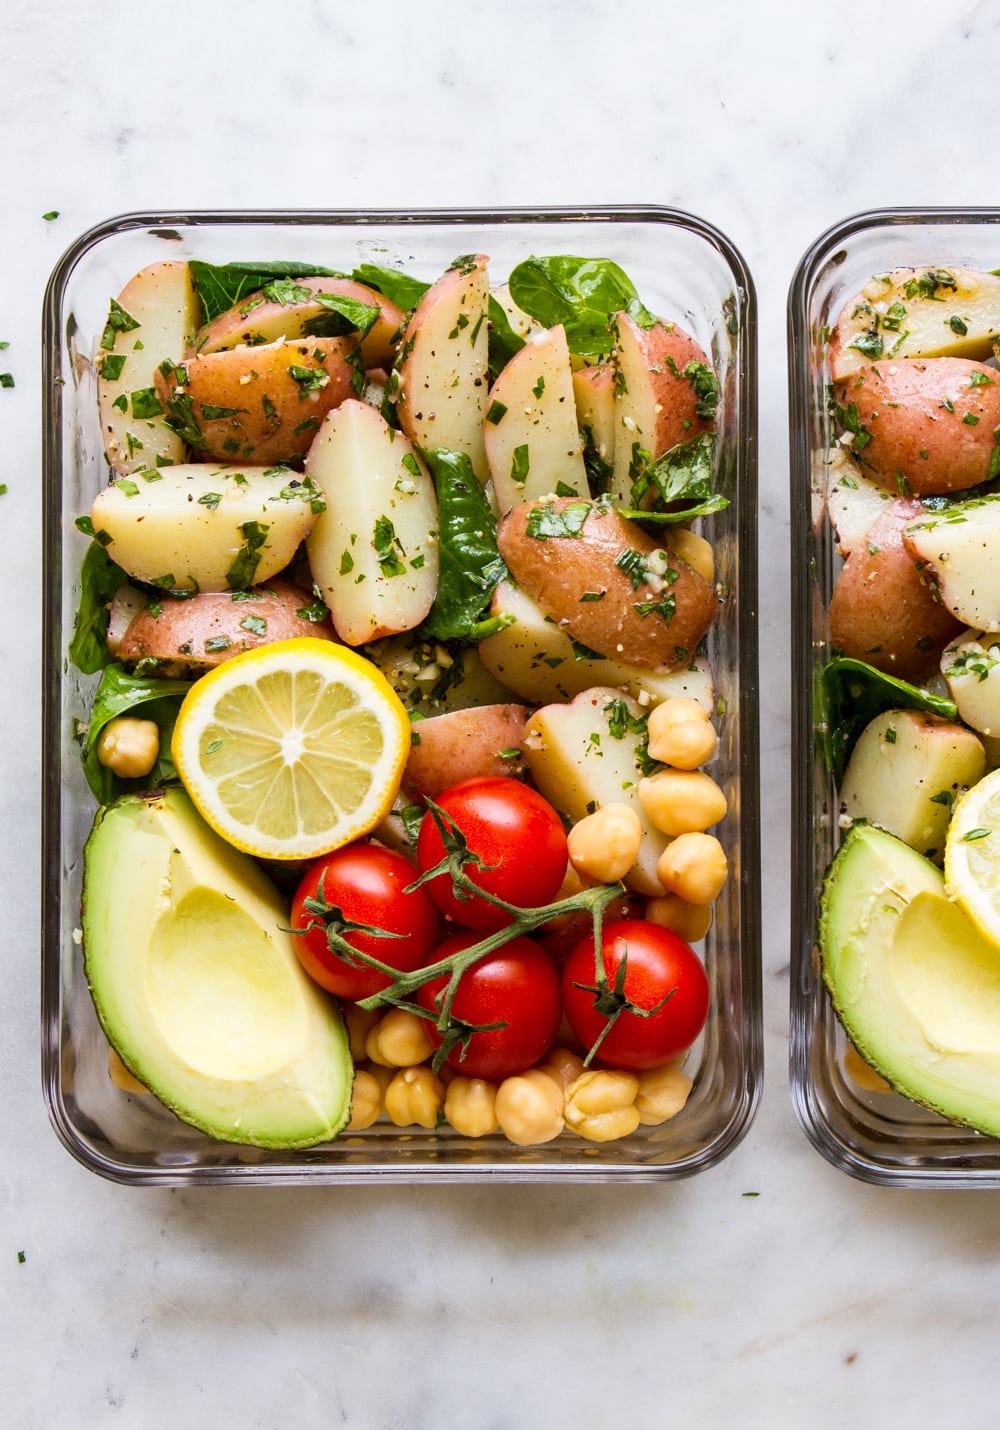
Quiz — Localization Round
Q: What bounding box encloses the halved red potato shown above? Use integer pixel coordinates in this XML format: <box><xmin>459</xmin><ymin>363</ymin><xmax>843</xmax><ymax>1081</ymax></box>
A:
<box><xmin>97</xmin><ymin>261</ymin><xmax>200</xmax><ymax>475</ymax></box>
<box><xmin>117</xmin><ymin>579</ymin><xmax>337</xmax><ymax>674</ymax></box>
<box><xmin>942</xmin><ymin>629</ymin><xmax>1000</xmax><ymax>737</ymax></box>
<box><xmin>401</xmin><ymin>704</ymin><xmax>531</xmax><ymax>802</ymax></box>
<box><xmin>904</xmin><ymin>498</ymin><xmax>1000</xmax><ymax>630</ymax></box>
<box><xmin>610</xmin><ymin>314</ymin><xmax>716</xmax><ymax>502</ymax></box>
<box><xmin>496</xmin><ymin>497</ymin><xmax>717</xmax><ymax>673</ymax></box>
<box><xmin>832</xmin><ymin>358</ymin><xmax>1000</xmax><ymax>496</ymax></box>
<box><xmin>485</xmin><ymin>325</ymin><xmax>588</xmax><ymax>511</ymax></box>
<box><xmin>826</xmin><ymin>459</ymin><xmax>892</xmax><ymax>556</ymax></box>
<box><xmin>828</xmin><ymin>498</ymin><xmax>962</xmax><ymax>681</ymax></box>
<box><xmin>828</xmin><ymin>266</ymin><xmax>1000</xmax><ymax>380</ymax></box>
<box><xmin>573</xmin><ymin>364</ymin><xmax>616</xmax><ymax>479</ymax></box>
<box><xmin>188</xmin><ymin>276</ymin><xmax>404</xmax><ymax>371</ymax></box>
<box><xmin>305</xmin><ymin>399</ymin><xmax>439</xmax><ymax>645</ymax></box>
<box><xmin>153</xmin><ymin>336</ymin><xmax>358</xmax><ymax>464</ymax></box>
<box><xmin>394</xmin><ymin>256</ymin><xmax>489</xmax><ymax>480</ymax></box>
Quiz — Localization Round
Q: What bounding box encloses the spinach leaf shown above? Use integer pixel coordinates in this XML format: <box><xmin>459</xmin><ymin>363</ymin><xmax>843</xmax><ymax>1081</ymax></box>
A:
<box><xmin>487</xmin><ymin>295</ymin><xmax>526</xmax><ymax>384</ymax></box>
<box><xmin>81</xmin><ymin>663</ymin><xmax>193</xmax><ymax>803</ymax></box>
<box><xmin>350</xmin><ymin>263</ymin><xmax>430</xmax><ymax>313</ymax></box>
<box><xmin>303</xmin><ymin>291</ymin><xmax>380</xmax><ymax>339</ymax></box>
<box><xmin>820</xmin><ymin>657</ymin><xmax>957</xmax><ymax>784</ymax></box>
<box><xmin>69</xmin><ymin>529</ymin><xmax>127</xmax><ymax>674</ymax></box>
<box><xmin>189</xmin><ymin>260</ymin><xmax>342</xmax><ymax>324</ymax></box>
<box><xmin>619</xmin><ymin>432</ymin><xmax>729</xmax><ymax>524</ymax></box>
<box><xmin>507</xmin><ymin>255</ymin><xmax>655</xmax><ymax>360</ymax></box>
<box><xmin>418</xmin><ymin>448</ymin><xmax>509</xmax><ymax>642</ymax></box>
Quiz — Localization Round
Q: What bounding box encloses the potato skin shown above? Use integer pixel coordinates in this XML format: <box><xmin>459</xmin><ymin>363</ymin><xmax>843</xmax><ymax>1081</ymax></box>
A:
<box><xmin>828</xmin><ymin>498</ymin><xmax>961</xmax><ymax>681</ymax></box>
<box><xmin>834</xmin><ymin>358</ymin><xmax>1000</xmax><ymax>495</ymax></box>
<box><xmin>154</xmin><ymin>336</ymin><xmax>359</xmax><ymax>463</ymax></box>
<box><xmin>496</xmin><ymin>497</ymin><xmax>717</xmax><ymax>673</ymax></box>
<box><xmin>401</xmin><ymin>704</ymin><xmax>531</xmax><ymax>802</ymax></box>
<box><xmin>117</xmin><ymin>579</ymin><xmax>337</xmax><ymax>674</ymax></box>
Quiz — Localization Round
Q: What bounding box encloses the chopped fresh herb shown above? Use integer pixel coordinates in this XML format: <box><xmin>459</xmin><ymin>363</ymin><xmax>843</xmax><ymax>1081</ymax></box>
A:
<box><xmin>485</xmin><ymin>400</ymin><xmax>508</xmax><ymax>425</ymax></box>
<box><xmin>111</xmin><ymin>392</ymin><xmax>128</xmax><ymax>413</ymax></box>
<box><xmin>962</xmin><ymin>827</ymin><xmax>992</xmax><ymax>842</ymax></box>
<box><xmin>99</xmin><ymin>353</ymin><xmax>126</xmax><ymax>382</ymax></box>
<box><xmin>197</xmin><ymin>492</ymin><xmax>222</xmax><ymax>511</ymax></box>
<box><xmin>225</xmin><ymin>520</ymin><xmax>269</xmax><ymax>589</ymax></box>
<box><xmin>526</xmin><ymin>500</ymin><xmax>591</xmax><ymax>540</ymax></box>
<box><xmin>0</xmin><ymin>372</ymin><xmax>14</xmax><ymax>389</ymax></box>
<box><xmin>849</xmin><ymin>330</ymin><xmax>883</xmax><ymax>360</ymax></box>
<box><xmin>882</xmin><ymin>303</ymin><xmax>907</xmax><ymax>331</ymax></box>
<box><xmin>293</xmin><ymin>415</ymin><xmax>321</xmax><ymax>436</ymax></box>
<box><xmin>929</xmin><ymin>789</ymin><xmax>954</xmax><ymax>807</ymax></box>
<box><xmin>963</xmin><ymin>412</ymin><xmax>981</xmax><ymax>426</ymax></box>
<box><xmin>201</xmin><ymin>403</ymin><xmax>245</xmax><ymax>421</ymax></box>
<box><xmin>163</xmin><ymin>393</ymin><xmax>207</xmax><ymax>450</ymax></box>
<box><xmin>100</xmin><ymin>297</ymin><xmax>140</xmax><ymax>351</ymax></box>
<box><xmin>884</xmin><ymin>726</ymin><xmax>897</xmax><ymax>744</ymax></box>
<box><xmin>532</xmin><ymin>375</ymin><xmax>546</xmax><ymax>400</ymax></box>
<box><xmin>114</xmin><ymin>478</ymin><xmax>140</xmax><ymax>498</ymax></box>
<box><xmin>970</xmin><ymin>370</ymin><xmax>995</xmax><ymax>387</ymax></box>
<box><xmin>130</xmin><ymin>388</ymin><xmax>163</xmax><ymax>419</ymax></box>
<box><xmin>296</xmin><ymin>600</ymin><xmax>328</xmax><ymax>623</ymax></box>
<box><xmin>339</xmin><ymin>550</ymin><xmax>354</xmax><ymax>575</ymax></box>
<box><xmin>204</xmin><ymin>635</ymin><xmax>232</xmax><ymax>653</ymax></box>
<box><xmin>950</xmin><ymin>314</ymin><xmax>969</xmax><ymax>335</ymax></box>
<box><xmin>615</xmin><ymin>548</ymin><xmax>646</xmax><ymax>590</ymax></box>
<box><xmin>43</xmin><ymin>210</ymin><xmax>59</xmax><ymax>221</ymax></box>
<box><xmin>239</xmin><ymin>615</ymin><xmax>267</xmax><ymax>637</ymax></box>
<box><xmin>580</xmin><ymin>590</ymin><xmax>606</xmax><ymax>602</ymax></box>
<box><xmin>373</xmin><ymin>515</ymin><xmax>406</xmax><ymax>577</ymax></box>
<box><xmin>401</xmin><ymin>452</ymin><xmax>422</xmax><ymax>479</ymax></box>
<box><xmin>510</xmin><ymin>444</ymin><xmax>530</xmax><ymax>486</ymax></box>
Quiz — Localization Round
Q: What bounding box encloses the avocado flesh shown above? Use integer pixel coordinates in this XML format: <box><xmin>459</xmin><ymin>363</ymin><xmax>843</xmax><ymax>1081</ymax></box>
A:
<box><xmin>820</xmin><ymin>822</ymin><xmax>1000</xmax><ymax>1137</ymax></box>
<box><xmin>82</xmin><ymin>788</ymin><xmax>353</xmax><ymax>1149</ymax></box>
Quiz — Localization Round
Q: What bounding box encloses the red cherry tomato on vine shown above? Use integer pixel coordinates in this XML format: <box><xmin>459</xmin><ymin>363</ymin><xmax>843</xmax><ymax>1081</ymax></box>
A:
<box><xmin>289</xmin><ymin>842</ymin><xmax>439</xmax><ymax>999</ymax></box>
<box><xmin>416</xmin><ymin>776</ymin><xmax>568</xmax><ymax>931</ymax></box>
<box><xmin>416</xmin><ymin>932</ymin><xmax>562</xmax><ymax>1078</ymax></box>
<box><xmin>562</xmin><ymin>919</ymin><xmax>709</xmax><ymax>1070</ymax></box>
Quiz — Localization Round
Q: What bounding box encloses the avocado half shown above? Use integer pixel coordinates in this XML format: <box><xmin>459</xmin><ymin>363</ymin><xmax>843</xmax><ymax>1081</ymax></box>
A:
<box><xmin>82</xmin><ymin>788</ymin><xmax>353</xmax><ymax>1149</ymax></box>
<box><xmin>820</xmin><ymin>822</ymin><xmax>1000</xmax><ymax>1138</ymax></box>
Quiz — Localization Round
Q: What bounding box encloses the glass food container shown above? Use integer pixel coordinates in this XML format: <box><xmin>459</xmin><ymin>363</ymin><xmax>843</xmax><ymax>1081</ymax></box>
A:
<box><xmin>789</xmin><ymin>207</ymin><xmax>1000</xmax><ymax>1187</ymax></box>
<box><xmin>43</xmin><ymin>207</ymin><xmax>760</xmax><ymax>1185</ymax></box>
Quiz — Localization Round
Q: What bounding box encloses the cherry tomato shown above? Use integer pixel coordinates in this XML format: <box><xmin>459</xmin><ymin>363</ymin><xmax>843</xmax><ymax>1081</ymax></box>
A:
<box><xmin>416</xmin><ymin>932</ymin><xmax>562</xmax><ymax>1078</ymax></box>
<box><xmin>561</xmin><ymin>919</ymin><xmax>710</xmax><ymax>1069</ymax></box>
<box><xmin>416</xmin><ymin>776</ymin><xmax>568</xmax><ymax>931</ymax></box>
<box><xmin>289</xmin><ymin>842</ymin><xmax>439</xmax><ymax>999</ymax></box>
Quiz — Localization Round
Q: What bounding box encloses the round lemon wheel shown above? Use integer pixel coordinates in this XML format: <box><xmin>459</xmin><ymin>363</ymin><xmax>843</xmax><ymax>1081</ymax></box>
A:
<box><xmin>944</xmin><ymin>767</ymin><xmax>1000</xmax><ymax>950</ymax></box>
<box><xmin>171</xmin><ymin>638</ymin><xmax>410</xmax><ymax>860</ymax></box>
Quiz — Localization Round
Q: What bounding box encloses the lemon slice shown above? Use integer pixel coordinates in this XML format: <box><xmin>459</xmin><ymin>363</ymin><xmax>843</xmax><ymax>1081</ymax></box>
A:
<box><xmin>171</xmin><ymin>637</ymin><xmax>409</xmax><ymax>860</ymax></box>
<box><xmin>944</xmin><ymin>768</ymin><xmax>1000</xmax><ymax>949</ymax></box>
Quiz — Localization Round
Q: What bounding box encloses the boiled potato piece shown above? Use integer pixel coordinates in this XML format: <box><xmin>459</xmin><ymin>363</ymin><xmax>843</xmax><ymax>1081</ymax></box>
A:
<box><xmin>832</xmin><ymin>358</ymin><xmax>1000</xmax><ymax>496</ymax></box>
<box><xmin>306</xmin><ymin>399</ymin><xmax>439</xmax><ymax>645</ymax></box>
<box><xmin>829</xmin><ymin>498</ymin><xmax>961</xmax><ymax>682</ymax></box>
<box><xmin>827</xmin><ymin>460</ymin><xmax>892</xmax><ymax>556</ymax></box>
<box><xmin>91</xmin><ymin>464</ymin><xmax>319</xmax><ymax>592</ymax></box>
<box><xmin>904</xmin><ymin>498</ymin><xmax>1000</xmax><ymax>631</ymax></box>
<box><xmin>839</xmin><ymin>709</ymin><xmax>985</xmax><ymax>862</ymax></box>
<box><xmin>117</xmin><ymin>579</ymin><xmax>337</xmax><ymax>674</ymax></box>
<box><xmin>394</xmin><ymin>256</ymin><xmax>489</xmax><ymax>481</ymax></box>
<box><xmin>573</xmin><ymin>364</ymin><xmax>616</xmax><ymax>480</ymax></box>
<box><xmin>478</xmin><ymin>580</ymin><xmax>714</xmax><ymax>710</ymax></box>
<box><xmin>942</xmin><ymin>630</ymin><xmax>1000</xmax><ymax>736</ymax></box>
<box><xmin>610</xmin><ymin>314</ymin><xmax>716</xmax><ymax>502</ymax></box>
<box><xmin>154</xmin><ymin>336</ymin><xmax>358</xmax><ymax>464</ymax></box>
<box><xmin>401</xmin><ymin>704</ymin><xmax>531</xmax><ymax>802</ymax></box>
<box><xmin>522</xmin><ymin>686</ymin><xmax>670</xmax><ymax>896</ymax></box>
<box><xmin>484</xmin><ymin>325</ymin><xmax>588</xmax><ymax>511</ymax></box>
<box><xmin>829</xmin><ymin>267</ymin><xmax>1000</xmax><ymax>380</ymax></box>
<box><xmin>97</xmin><ymin>262</ymin><xmax>200</xmax><ymax>475</ymax></box>
<box><xmin>497</xmin><ymin>497</ymin><xmax>717</xmax><ymax>673</ymax></box>
<box><xmin>364</xmin><ymin>634</ymin><xmax>519</xmax><ymax>714</ymax></box>
<box><xmin>189</xmin><ymin>276</ymin><xmax>404</xmax><ymax>371</ymax></box>
<box><xmin>490</xmin><ymin>283</ymin><xmax>537</xmax><ymax>341</ymax></box>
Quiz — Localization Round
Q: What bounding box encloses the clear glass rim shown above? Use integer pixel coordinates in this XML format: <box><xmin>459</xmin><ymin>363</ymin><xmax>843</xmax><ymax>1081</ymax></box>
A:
<box><xmin>41</xmin><ymin>206</ymin><xmax>762</xmax><ymax>1186</ymax></box>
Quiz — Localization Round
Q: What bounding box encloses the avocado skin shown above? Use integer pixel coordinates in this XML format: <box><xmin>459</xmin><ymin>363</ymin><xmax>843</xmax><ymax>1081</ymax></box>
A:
<box><xmin>82</xmin><ymin>788</ymin><xmax>353</xmax><ymax>1149</ymax></box>
<box><xmin>819</xmin><ymin>822</ymin><xmax>1000</xmax><ymax>1138</ymax></box>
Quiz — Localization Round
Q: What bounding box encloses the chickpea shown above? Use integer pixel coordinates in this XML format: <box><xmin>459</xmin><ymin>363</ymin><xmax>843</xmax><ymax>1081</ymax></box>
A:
<box><xmin>567</xmin><ymin>802</ymin><xmax>643</xmax><ymax>884</ymax></box>
<box><xmin>665</xmin><ymin>527</ymin><xmax>714</xmax><ymax>584</ymax></box>
<box><xmin>495</xmin><ymin>1068</ymin><xmax>564</xmax><ymax>1146</ymax></box>
<box><xmin>645</xmin><ymin>893</ymin><xmax>713</xmax><ymax>942</ymax></box>
<box><xmin>365</xmin><ymin>1007</ymin><xmax>436</xmax><ymax>1067</ymax></box>
<box><xmin>342</xmin><ymin>1002</ymin><xmax>382</xmax><ymax>1062</ymax></box>
<box><xmin>535</xmin><ymin>1045</ymin><xmax>586</xmax><ymax>1093</ymax></box>
<box><xmin>634</xmin><ymin>1060</ymin><xmax>693</xmax><ymax>1125</ymax></box>
<box><xmin>96</xmin><ymin>716</ymin><xmax>160</xmax><ymax>779</ymax></box>
<box><xmin>346</xmin><ymin>1068</ymin><xmax>384</xmax><ymax>1131</ymax></box>
<box><xmin>383</xmin><ymin>1065</ymin><xmax>445</xmax><ymax>1128</ymax></box>
<box><xmin>444</xmin><ymin>1076</ymin><xmax>499</xmax><ymax>1137</ymax></box>
<box><xmin>638</xmin><ymin>769</ymin><xmax>727</xmax><ymax>836</ymax></box>
<box><xmin>646</xmin><ymin>698</ymin><xmax>717</xmax><ymax>769</ymax></box>
<box><xmin>657</xmin><ymin>833</ymin><xmax>728</xmax><ymax>906</ymax></box>
<box><xmin>564</xmin><ymin>1069</ymin><xmax>641</xmax><ymax>1142</ymax></box>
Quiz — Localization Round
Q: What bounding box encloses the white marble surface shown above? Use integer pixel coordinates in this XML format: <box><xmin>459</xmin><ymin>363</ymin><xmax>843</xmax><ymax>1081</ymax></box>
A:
<box><xmin>4</xmin><ymin>2</ymin><xmax>1000</xmax><ymax>1425</ymax></box>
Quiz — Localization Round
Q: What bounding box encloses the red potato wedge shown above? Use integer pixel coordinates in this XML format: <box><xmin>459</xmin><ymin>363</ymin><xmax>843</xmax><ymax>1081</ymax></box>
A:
<box><xmin>188</xmin><ymin>276</ymin><xmax>404</xmax><ymax>371</ymax></box>
<box><xmin>828</xmin><ymin>266</ymin><xmax>1000</xmax><ymax>381</ymax></box>
<box><xmin>904</xmin><ymin>499</ymin><xmax>1000</xmax><ymax>631</ymax></box>
<box><xmin>610</xmin><ymin>314</ymin><xmax>716</xmax><ymax>502</ymax></box>
<box><xmin>401</xmin><ymin>704</ymin><xmax>532</xmax><ymax>802</ymax></box>
<box><xmin>829</xmin><ymin>498</ymin><xmax>962</xmax><ymax>682</ymax></box>
<box><xmin>573</xmin><ymin>364</ymin><xmax>616</xmax><ymax>477</ymax></box>
<box><xmin>154</xmin><ymin>336</ymin><xmax>359</xmax><ymax>464</ymax></box>
<box><xmin>833</xmin><ymin>358</ymin><xmax>1000</xmax><ymax>496</ymax></box>
<box><xmin>484</xmin><ymin>325</ymin><xmax>588</xmax><ymax>511</ymax></box>
<box><xmin>496</xmin><ymin>497</ymin><xmax>718</xmax><ymax>673</ymax></box>
<box><xmin>97</xmin><ymin>261</ymin><xmax>201</xmax><ymax>475</ymax></box>
<box><xmin>117</xmin><ymin>579</ymin><xmax>337</xmax><ymax>674</ymax></box>
<box><xmin>394</xmin><ymin>256</ymin><xmax>489</xmax><ymax>481</ymax></box>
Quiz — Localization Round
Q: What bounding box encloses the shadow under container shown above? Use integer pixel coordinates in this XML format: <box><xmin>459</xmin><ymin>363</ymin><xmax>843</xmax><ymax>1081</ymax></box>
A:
<box><xmin>789</xmin><ymin>206</ymin><xmax>1000</xmax><ymax>1187</ymax></box>
<box><xmin>43</xmin><ymin>206</ymin><xmax>761</xmax><ymax>1185</ymax></box>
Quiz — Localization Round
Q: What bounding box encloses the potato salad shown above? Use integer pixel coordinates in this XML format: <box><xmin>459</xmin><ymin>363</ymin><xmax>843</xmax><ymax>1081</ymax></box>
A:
<box><xmin>72</xmin><ymin>248</ymin><xmax>733</xmax><ymax>1151</ymax></box>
